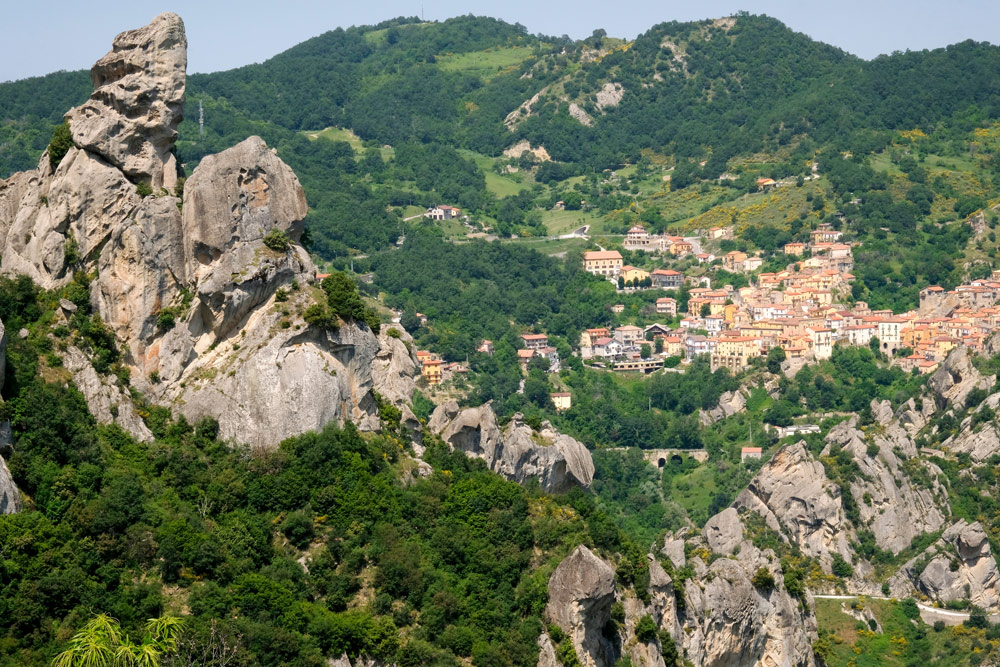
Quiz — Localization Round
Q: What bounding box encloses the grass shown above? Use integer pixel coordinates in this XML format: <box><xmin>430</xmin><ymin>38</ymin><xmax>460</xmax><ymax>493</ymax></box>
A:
<box><xmin>437</xmin><ymin>46</ymin><xmax>537</xmax><ymax>80</ymax></box>
<box><xmin>458</xmin><ymin>149</ymin><xmax>531</xmax><ymax>198</ymax></box>
<box><xmin>668</xmin><ymin>464</ymin><xmax>716</xmax><ymax>517</ymax></box>
<box><xmin>304</xmin><ymin>127</ymin><xmax>393</xmax><ymax>160</ymax></box>
<box><xmin>539</xmin><ymin>208</ymin><xmax>606</xmax><ymax>235</ymax></box>
<box><xmin>815</xmin><ymin>597</ymin><xmax>993</xmax><ymax>667</ymax></box>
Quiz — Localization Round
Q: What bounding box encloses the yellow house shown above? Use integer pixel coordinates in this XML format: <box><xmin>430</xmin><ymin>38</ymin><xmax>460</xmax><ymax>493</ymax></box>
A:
<box><xmin>422</xmin><ymin>359</ymin><xmax>443</xmax><ymax>385</ymax></box>
<box><xmin>584</xmin><ymin>250</ymin><xmax>623</xmax><ymax>277</ymax></box>
<box><xmin>620</xmin><ymin>265</ymin><xmax>650</xmax><ymax>284</ymax></box>
<box><xmin>551</xmin><ymin>392</ymin><xmax>572</xmax><ymax>411</ymax></box>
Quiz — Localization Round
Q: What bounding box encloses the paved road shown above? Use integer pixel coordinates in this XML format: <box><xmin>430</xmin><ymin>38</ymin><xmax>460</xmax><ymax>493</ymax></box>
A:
<box><xmin>813</xmin><ymin>594</ymin><xmax>998</xmax><ymax>626</ymax></box>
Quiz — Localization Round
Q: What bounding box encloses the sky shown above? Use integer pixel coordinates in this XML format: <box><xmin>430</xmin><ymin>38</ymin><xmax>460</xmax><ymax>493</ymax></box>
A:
<box><xmin>2</xmin><ymin>0</ymin><xmax>999</xmax><ymax>82</ymax></box>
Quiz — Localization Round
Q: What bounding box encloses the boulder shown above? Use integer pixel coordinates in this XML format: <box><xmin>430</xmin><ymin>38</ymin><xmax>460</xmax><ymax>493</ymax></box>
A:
<box><xmin>699</xmin><ymin>389</ymin><xmax>746</xmax><ymax>425</ymax></box>
<box><xmin>62</xmin><ymin>346</ymin><xmax>153</xmax><ymax>442</ymax></box>
<box><xmin>929</xmin><ymin>345</ymin><xmax>994</xmax><ymax>409</ymax></box>
<box><xmin>546</xmin><ymin>546</ymin><xmax>617</xmax><ymax>667</ymax></box>
<box><xmin>371</xmin><ymin>326</ymin><xmax>420</xmax><ymax>407</ymax></box>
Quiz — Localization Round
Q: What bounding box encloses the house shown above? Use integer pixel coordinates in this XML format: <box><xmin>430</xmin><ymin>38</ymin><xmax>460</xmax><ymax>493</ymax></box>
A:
<box><xmin>592</xmin><ymin>337</ymin><xmax>624</xmax><ymax>358</ymax></box>
<box><xmin>644</xmin><ymin>323</ymin><xmax>673</xmax><ymax>339</ymax></box>
<box><xmin>743</xmin><ymin>256</ymin><xmax>763</xmax><ymax>272</ymax></box>
<box><xmin>651</xmin><ymin>269</ymin><xmax>684</xmax><ymax>289</ymax></box>
<box><xmin>696</xmin><ymin>253</ymin><xmax>714</xmax><ymax>264</ymax></box>
<box><xmin>656</xmin><ymin>297</ymin><xmax>677</xmax><ymax>316</ymax></box>
<box><xmin>810</xmin><ymin>226</ymin><xmax>842</xmax><ymax>244</ymax></box>
<box><xmin>521</xmin><ymin>333</ymin><xmax>549</xmax><ymax>350</ymax></box>
<box><xmin>711</xmin><ymin>335</ymin><xmax>762</xmax><ymax>372</ymax></box>
<box><xmin>584</xmin><ymin>250</ymin><xmax>623</xmax><ymax>277</ymax></box>
<box><xmin>741</xmin><ymin>447</ymin><xmax>763</xmax><ymax>462</ymax></box>
<box><xmin>783</xmin><ymin>242</ymin><xmax>806</xmax><ymax>256</ymax></box>
<box><xmin>551</xmin><ymin>392</ymin><xmax>572</xmax><ymax>411</ymax></box>
<box><xmin>422</xmin><ymin>358</ymin><xmax>443</xmax><ymax>385</ymax></box>
<box><xmin>621</xmin><ymin>265</ymin><xmax>650</xmax><ymax>285</ymax></box>
<box><xmin>807</xmin><ymin>327</ymin><xmax>833</xmax><ymax>360</ymax></box>
<box><xmin>425</xmin><ymin>205</ymin><xmax>461</xmax><ymax>220</ymax></box>
<box><xmin>477</xmin><ymin>340</ymin><xmax>494</xmax><ymax>355</ymax></box>
<box><xmin>667</xmin><ymin>237</ymin><xmax>694</xmax><ymax>256</ymax></box>
<box><xmin>614</xmin><ymin>325</ymin><xmax>644</xmax><ymax>347</ymax></box>
<box><xmin>685</xmin><ymin>334</ymin><xmax>714</xmax><ymax>358</ymax></box>
<box><xmin>537</xmin><ymin>346</ymin><xmax>561</xmax><ymax>371</ymax></box>
<box><xmin>623</xmin><ymin>225</ymin><xmax>652</xmax><ymax>251</ymax></box>
<box><xmin>756</xmin><ymin>178</ymin><xmax>776</xmax><ymax>190</ymax></box>
<box><xmin>723</xmin><ymin>251</ymin><xmax>748</xmax><ymax>272</ymax></box>
<box><xmin>611</xmin><ymin>304</ymin><xmax>625</xmax><ymax>313</ymax></box>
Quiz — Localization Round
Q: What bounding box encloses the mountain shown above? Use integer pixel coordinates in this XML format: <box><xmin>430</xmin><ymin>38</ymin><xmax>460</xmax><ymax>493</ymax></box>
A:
<box><xmin>5</xmin><ymin>11</ymin><xmax>1000</xmax><ymax>667</ymax></box>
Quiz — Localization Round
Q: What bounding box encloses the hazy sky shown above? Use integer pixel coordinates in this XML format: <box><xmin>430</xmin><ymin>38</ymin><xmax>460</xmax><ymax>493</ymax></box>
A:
<box><xmin>2</xmin><ymin>0</ymin><xmax>999</xmax><ymax>82</ymax></box>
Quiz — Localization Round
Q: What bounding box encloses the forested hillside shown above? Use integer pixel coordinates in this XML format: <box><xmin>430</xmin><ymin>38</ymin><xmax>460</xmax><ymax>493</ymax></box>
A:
<box><xmin>4</xmin><ymin>13</ymin><xmax>1000</xmax><ymax>269</ymax></box>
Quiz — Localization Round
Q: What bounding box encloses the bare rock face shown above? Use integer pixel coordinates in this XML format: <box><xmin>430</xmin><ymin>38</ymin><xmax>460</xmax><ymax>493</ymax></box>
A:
<box><xmin>65</xmin><ymin>13</ymin><xmax>186</xmax><ymax>191</ymax></box>
<box><xmin>929</xmin><ymin>345</ymin><xmax>994</xmax><ymax>409</ymax></box>
<box><xmin>699</xmin><ymin>389</ymin><xmax>746</xmax><ymax>425</ymax></box>
<box><xmin>735</xmin><ymin>442</ymin><xmax>853</xmax><ymax>570</ymax></box>
<box><xmin>546</xmin><ymin>546</ymin><xmax>617</xmax><ymax>667</ymax></box>
<box><xmin>371</xmin><ymin>326</ymin><xmax>420</xmax><ymax>407</ymax></box>
<box><xmin>826</xmin><ymin>416</ymin><xmax>948</xmax><ymax>555</ymax></box>
<box><xmin>62</xmin><ymin>346</ymin><xmax>153</xmax><ymax>442</ymax></box>
<box><xmin>0</xmin><ymin>454</ymin><xmax>20</xmax><ymax>515</ymax></box>
<box><xmin>703</xmin><ymin>507</ymin><xmax>743</xmax><ymax>555</ymax></box>
<box><xmin>890</xmin><ymin>520</ymin><xmax>1000</xmax><ymax>610</ymax></box>
<box><xmin>429</xmin><ymin>402</ymin><xmax>594</xmax><ymax>493</ymax></box>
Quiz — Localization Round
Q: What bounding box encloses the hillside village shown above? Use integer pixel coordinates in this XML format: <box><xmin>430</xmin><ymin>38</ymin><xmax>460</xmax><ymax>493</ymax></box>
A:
<box><xmin>411</xmin><ymin>217</ymin><xmax>1000</xmax><ymax>391</ymax></box>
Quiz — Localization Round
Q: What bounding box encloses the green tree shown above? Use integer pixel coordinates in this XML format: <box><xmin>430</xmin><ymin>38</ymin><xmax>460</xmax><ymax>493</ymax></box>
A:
<box><xmin>47</xmin><ymin>122</ymin><xmax>73</xmax><ymax>170</ymax></box>
<box><xmin>766</xmin><ymin>346</ymin><xmax>786</xmax><ymax>374</ymax></box>
<box><xmin>640</xmin><ymin>344</ymin><xmax>652</xmax><ymax>359</ymax></box>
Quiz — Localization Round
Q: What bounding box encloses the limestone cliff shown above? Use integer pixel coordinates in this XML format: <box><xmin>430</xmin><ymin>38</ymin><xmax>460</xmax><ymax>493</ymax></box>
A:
<box><xmin>544</xmin><ymin>515</ymin><xmax>817</xmax><ymax>667</ymax></box>
<box><xmin>429</xmin><ymin>401</ymin><xmax>594</xmax><ymax>493</ymax></box>
<box><xmin>0</xmin><ymin>14</ymin><xmax>393</xmax><ymax>445</ymax></box>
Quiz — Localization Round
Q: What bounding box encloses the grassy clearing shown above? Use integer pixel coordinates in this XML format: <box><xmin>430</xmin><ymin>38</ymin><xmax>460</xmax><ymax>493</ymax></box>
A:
<box><xmin>502</xmin><ymin>237</ymin><xmax>589</xmax><ymax>256</ymax></box>
<box><xmin>437</xmin><ymin>46</ymin><xmax>536</xmax><ymax>80</ymax></box>
<box><xmin>459</xmin><ymin>149</ymin><xmax>532</xmax><ymax>198</ymax></box>
<box><xmin>669</xmin><ymin>464</ymin><xmax>716</xmax><ymax>516</ymax></box>
<box><xmin>540</xmin><ymin>208</ymin><xmax>606</xmax><ymax>235</ymax></box>
<box><xmin>304</xmin><ymin>127</ymin><xmax>394</xmax><ymax>160</ymax></box>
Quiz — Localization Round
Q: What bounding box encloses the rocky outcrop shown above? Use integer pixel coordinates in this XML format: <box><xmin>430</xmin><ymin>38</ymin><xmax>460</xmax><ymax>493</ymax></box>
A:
<box><xmin>0</xmin><ymin>15</ymin><xmax>391</xmax><ymax>446</ymax></box>
<box><xmin>929</xmin><ymin>345</ymin><xmax>994</xmax><ymax>409</ymax></box>
<box><xmin>735</xmin><ymin>442</ymin><xmax>853</xmax><ymax>570</ymax></box>
<box><xmin>0</xmin><ymin>454</ymin><xmax>20</xmax><ymax>515</ymax></box>
<box><xmin>429</xmin><ymin>402</ymin><xmax>594</xmax><ymax>493</ymax></box>
<box><xmin>825</xmin><ymin>414</ymin><xmax>948</xmax><ymax>555</ymax></box>
<box><xmin>546</xmin><ymin>546</ymin><xmax>617</xmax><ymax>667</ymax></box>
<box><xmin>889</xmin><ymin>520</ymin><xmax>1000</xmax><ymax>610</ymax></box>
<box><xmin>62</xmin><ymin>346</ymin><xmax>153</xmax><ymax>442</ymax></box>
<box><xmin>702</xmin><ymin>507</ymin><xmax>743</xmax><ymax>555</ymax></box>
<box><xmin>699</xmin><ymin>389</ymin><xmax>746</xmax><ymax>425</ymax></box>
<box><xmin>371</xmin><ymin>326</ymin><xmax>420</xmax><ymax>408</ymax></box>
<box><xmin>65</xmin><ymin>13</ymin><xmax>186</xmax><ymax>191</ymax></box>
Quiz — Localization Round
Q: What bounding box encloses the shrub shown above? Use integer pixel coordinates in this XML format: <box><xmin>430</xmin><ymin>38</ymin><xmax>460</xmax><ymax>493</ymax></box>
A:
<box><xmin>634</xmin><ymin>614</ymin><xmax>658</xmax><ymax>643</ymax></box>
<box><xmin>831</xmin><ymin>553</ymin><xmax>854</xmax><ymax>578</ymax></box>
<box><xmin>136</xmin><ymin>181</ymin><xmax>153</xmax><ymax>197</ymax></box>
<box><xmin>47</xmin><ymin>122</ymin><xmax>73</xmax><ymax>170</ymax></box>
<box><xmin>263</xmin><ymin>229</ymin><xmax>291</xmax><ymax>252</ymax></box>
<box><xmin>900</xmin><ymin>598</ymin><xmax>921</xmax><ymax>619</ymax></box>
<box><xmin>281</xmin><ymin>509</ymin><xmax>314</xmax><ymax>549</ymax></box>
<box><xmin>751</xmin><ymin>567</ymin><xmax>775</xmax><ymax>591</ymax></box>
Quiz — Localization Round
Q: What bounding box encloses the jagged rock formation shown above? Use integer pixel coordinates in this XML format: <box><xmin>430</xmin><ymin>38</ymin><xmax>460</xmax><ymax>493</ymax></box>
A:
<box><xmin>825</xmin><ymin>411</ymin><xmax>949</xmax><ymax>555</ymax></box>
<box><xmin>889</xmin><ymin>520</ymin><xmax>1000</xmax><ymax>610</ymax></box>
<box><xmin>0</xmin><ymin>14</ymin><xmax>396</xmax><ymax>445</ymax></box>
<box><xmin>929</xmin><ymin>345</ymin><xmax>994</xmax><ymax>408</ymax></box>
<box><xmin>428</xmin><ymin>401</ymin><xmax>594</xmax><ymax>493</ymax></box>
<box><xmin>699</xmin><ymin>389</ymin><xmax>746</xmax><ymax>425</ymax></box>
<box><xmin>735</xmin><ymin>442</ymin><xmax>853</xmax><ymax>570</ymax></box>
<box><xmin>62</xmin><ymin>346</ymin><xmax>153</xmax><ymax>441</ymax></box>
<box><xmin>546</xmin><ymin>545</ymin><xmax>618</xmax><ymax>667</ymax></box>
<box><xmin>65</xmin><ymin>13</ymin><xmax>186</xmax><ymax>191</ymax></box>
<box><xmin>545</xmin><ymin>518</ymin><xmax>817</xmax><ymax>667</ymax></box>
<box><xmin>0</xmin><ymin>317</ymin><xmax>19</xmax><ymax>514</ymax></box>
